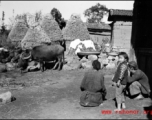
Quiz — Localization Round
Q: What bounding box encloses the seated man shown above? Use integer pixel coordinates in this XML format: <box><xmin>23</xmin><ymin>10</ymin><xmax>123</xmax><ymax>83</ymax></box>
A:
<box><xmin>80</xmin><ymin>60</ymin><xmax>106</xmax><ymax>107</ymax></box>
<box><xmin>127</xmin><ymin>61</ymin><xmax>151</xmax><ymax>99</ymax></box>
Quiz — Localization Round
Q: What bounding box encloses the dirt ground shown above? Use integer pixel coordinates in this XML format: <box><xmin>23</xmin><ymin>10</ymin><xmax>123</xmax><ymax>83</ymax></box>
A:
<box><xmin>0</xmin><ymin>69</ymin><xmax>152</xmax><ymax>119</ymax></box>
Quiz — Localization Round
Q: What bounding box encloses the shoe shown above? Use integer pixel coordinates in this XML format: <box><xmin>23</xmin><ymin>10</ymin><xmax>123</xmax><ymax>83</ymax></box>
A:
<box><xmin>122</xmin><ymin>104</ymin><xmax>126</xmax><ymax>109</ymax></box>
<box><xmin>114</xmin><ymin>108</ymin><xmax>121</xmax><ymax>112</ymax></box>
<box><xmin>99</xmin><ymin>103</ymin><xmax>103</xmax><ymax>106</ymax></box>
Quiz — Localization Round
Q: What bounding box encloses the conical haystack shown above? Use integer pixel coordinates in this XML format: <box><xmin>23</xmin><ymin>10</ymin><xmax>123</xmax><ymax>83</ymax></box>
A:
<box><xmin>40</xmin><ymin>14</ymin><xmax>63</xmax><ymax>42</ymax></box>
<box><xmin>21</xmin><ymin>26</ymin><xmax>51</xmax><ymax>49</ymax></box>
<box><xmin>7</xmin><ymin>19</ymin><xmax>28</xmax><ymax>42</ymax></box>
<box><xmin>62</xmin><ymin>14</ymin><xmax>90</xmax><ymax>41</ymax></box>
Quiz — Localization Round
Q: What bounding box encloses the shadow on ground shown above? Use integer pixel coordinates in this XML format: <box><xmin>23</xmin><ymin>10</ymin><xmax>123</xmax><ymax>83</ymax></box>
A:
<box><xmin>0</xmin><ymin>69</ymin><xmax>151</xmax><ymax>119</ymax></box>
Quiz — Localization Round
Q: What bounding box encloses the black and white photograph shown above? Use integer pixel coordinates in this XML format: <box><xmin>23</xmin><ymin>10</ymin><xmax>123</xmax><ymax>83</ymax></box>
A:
<box><xmin>0</xmin><ymin>0</ymin><xmax>152</xmax><ymax>119</ymax></box>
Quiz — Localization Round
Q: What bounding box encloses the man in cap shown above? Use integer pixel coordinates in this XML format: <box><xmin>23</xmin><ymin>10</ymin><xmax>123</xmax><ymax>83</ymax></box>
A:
<box><xmin>127</xmin><ymin>61</ymin><xmax>151</xmax><ymax>100</ymax></box>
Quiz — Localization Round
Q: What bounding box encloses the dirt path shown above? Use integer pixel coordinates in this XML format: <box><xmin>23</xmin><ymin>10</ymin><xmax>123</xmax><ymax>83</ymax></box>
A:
<box><xmin>0</xmin><ymin>70</ymin><xmax>151</xmax><ymax>119</ymax></box>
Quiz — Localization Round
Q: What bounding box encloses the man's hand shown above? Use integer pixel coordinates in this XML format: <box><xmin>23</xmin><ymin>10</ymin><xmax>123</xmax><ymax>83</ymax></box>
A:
<box><xmin>128</xmin><ymin>70</ymin><xmax>131</xmax><ymax>76</ymax></box>
<box><xmin>148</xmin><ymin>89</ymin><xmax>151</xmax><ymax>97</ymax></box>
<box><xmin>112</xmin><ymin>75</ymin><xmax>114</xmax><ymax>80</ymax></box>
<box><xmin>116</xmin><ymin>80</ymin><xmax>120</xmax><ymax>87</ymax></box>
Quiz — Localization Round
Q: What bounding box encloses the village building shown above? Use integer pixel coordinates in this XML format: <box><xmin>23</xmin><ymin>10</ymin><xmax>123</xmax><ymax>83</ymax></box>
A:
<box><xmin>131</xmin><ymin>0</ymin><xmax>152</xmax><ymax>91</ymax></box>
<box><xmin>108</xmin><ymin>9</ymin><xmax>133</xmax><ymax>54</ymax></box>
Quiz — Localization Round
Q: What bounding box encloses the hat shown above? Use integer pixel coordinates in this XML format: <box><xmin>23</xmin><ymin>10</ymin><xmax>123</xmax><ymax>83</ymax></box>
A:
<box><xmin>128</xmin><ymin>61</ymin><xmax>138</xmax><ymax>70</ymax></box>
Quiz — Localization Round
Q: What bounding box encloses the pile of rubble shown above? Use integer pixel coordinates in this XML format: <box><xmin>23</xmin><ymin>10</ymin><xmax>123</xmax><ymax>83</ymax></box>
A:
<box><xmin>63</xmin><ymin>55</ymin><xmax>81</xmax><ymax>70</ymax></box>
<box><xmin>63</xmin><ymin>52</ymin><xmax>118</xmax><ymax>71</ymax></box>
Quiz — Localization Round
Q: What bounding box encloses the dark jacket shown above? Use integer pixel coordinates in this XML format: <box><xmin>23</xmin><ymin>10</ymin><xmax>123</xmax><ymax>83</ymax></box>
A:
<box><xmin>80</xmin><ymin>70</ymin><xmax>106</xmax><ymax>107</ymax></box>
<box><xmin>128</xmin><ymin>70</ymin><xmax>150</xmax><ymax>95</ymax></box>
<box><xmin>112</xmin><ymin>61</ymin><xmax>128</xmax><ymax>85</ymax></box>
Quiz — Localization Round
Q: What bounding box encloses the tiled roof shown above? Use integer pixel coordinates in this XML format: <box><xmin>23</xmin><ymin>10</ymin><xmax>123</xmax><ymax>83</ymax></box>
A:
<box><xmin>86</xmin><ymin>22</ymin><xmax>111</xmax><ymax>30</ymax></box>
<box><xmin>109</xmin><ymin>9</ymin><xmax>133</xmax><ymax>16</ymax></box>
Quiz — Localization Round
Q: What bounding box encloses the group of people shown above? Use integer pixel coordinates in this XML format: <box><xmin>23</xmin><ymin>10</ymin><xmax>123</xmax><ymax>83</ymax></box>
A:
<box><xmin>80</xmin><ymin>52</ymin><xmax>151</xmax><ymax>111</ymax></box>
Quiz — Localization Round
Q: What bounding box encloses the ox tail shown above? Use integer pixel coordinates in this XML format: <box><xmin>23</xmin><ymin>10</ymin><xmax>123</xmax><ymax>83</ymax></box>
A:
<box><xmin>62</xmin><ymin>50</ymin><xmax>66</xmax><ymax>65</ymax></box>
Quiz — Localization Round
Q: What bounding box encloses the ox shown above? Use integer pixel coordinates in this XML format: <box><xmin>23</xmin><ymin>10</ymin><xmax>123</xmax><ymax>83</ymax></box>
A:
<box><xmin>21</xmin><ymin>44</ymin><xmax>64</xmax><ymax>72</ymax></box>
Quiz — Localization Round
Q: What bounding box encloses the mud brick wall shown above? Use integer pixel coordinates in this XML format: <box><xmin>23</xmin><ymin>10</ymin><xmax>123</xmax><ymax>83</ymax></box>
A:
<box><xmin>112</xmin><ymin>21</ymin><xmax>132</xmax><ymax>54</ymax></box>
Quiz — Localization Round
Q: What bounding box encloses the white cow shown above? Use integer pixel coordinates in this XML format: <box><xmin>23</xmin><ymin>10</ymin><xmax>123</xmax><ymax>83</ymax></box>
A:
<box><xmin>69</xmin><ymin>39</ymin><xmax>82</xmax><ymax>49</ymax></box>
<box><xmin>81</xmin><ymin>40</ymin><xmax>96</xmax><ymax>50</ymax></box>
<box><xmin>75</xmin><ymin>44</ymin><xmax>83</xmax><ymax>54</ymax></box>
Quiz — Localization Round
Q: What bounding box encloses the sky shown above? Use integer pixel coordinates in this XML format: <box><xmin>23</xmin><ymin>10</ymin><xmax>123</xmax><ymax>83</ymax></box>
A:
<box><xmin>0</xmin><ymin>1</ymin><xmax>134</xmax><ymax>25</ymax></box>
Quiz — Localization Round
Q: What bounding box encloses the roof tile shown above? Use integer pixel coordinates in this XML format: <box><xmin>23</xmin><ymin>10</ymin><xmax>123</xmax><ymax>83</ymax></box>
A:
<box><xmin>109</xmin><ymin>9</ymin><xmax>133</xmax><ymax>16</ymax></box>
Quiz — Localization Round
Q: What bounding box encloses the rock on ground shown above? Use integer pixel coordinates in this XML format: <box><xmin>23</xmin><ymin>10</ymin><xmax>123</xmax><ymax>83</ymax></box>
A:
<box><xmin>63</xmin><ymin>56</ymin><xmax>81</xmax><ymax>70</ymax></box>
<box><xmin>81</xmin><ymin>60</ymin><xmax>92</xmax><ymax>69</ymax></box>
<box><xmin>88</xmin><ymin>55</ymin><xmax>98</xmax><ymax>61</ymax></box>
<box><xmin>0</xmin><ymin>63</ymin><xmax>7</xmax><ymax>72</ymax></box>
<box><xmin>6</xmin><ymin>62</ymin><xmax>16</xmax><ymax>71</ymax></box>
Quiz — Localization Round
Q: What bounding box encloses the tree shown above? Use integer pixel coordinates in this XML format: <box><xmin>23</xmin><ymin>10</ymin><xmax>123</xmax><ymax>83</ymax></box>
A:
<box><xmin>1</xmin><ymin>11</ymin><xmax>6</xmax><ymax>34</ymax></box>
<box><xmin>50</xmin><ymin>8</ymin><xmax>66</xmax><ymax>29</ymax></box>
<box><xmin>35</xmin><ymin>11</ymin><xmax>42</xmax><ymax>23</ymax></box>
<box><xmin>84</xmin><ymin>3</ymin><xmax>109</xmax><ymax>23</ymax></box>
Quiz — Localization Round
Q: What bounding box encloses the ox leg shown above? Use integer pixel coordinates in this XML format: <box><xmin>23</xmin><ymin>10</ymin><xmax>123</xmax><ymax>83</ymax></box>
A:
<box><xmin>57</xmin><ymin>55</ymin><xmax>63</xmax><ymax>70</ymax></box>
<box><xmin>52</xmin><ymin>61</ymin><xmax>59</xmax><ymax>70</ymax></box>
<box><xmin>40</xmin><ymin>61</ymin><xmax>44</xmax><ymax>72</ymax></box>
<box><xmin>43</xmin><ymin>61</ymin><xmax>46</xmax><ymax>71</ymax></box>
<box><xmin>57</xmin><ymin>61</ymin><xmax>61</xmax><ymax>71</ymax></box>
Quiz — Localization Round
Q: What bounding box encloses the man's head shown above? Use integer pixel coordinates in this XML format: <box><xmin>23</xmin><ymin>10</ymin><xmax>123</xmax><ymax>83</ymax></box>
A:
<box><xmin>92</xmin><ymin>60</ymin><xmax>101</xmax><ymax>71</ymax></box>
<box><xmin>128</xmin><ymin>61</ymin><xmax>138</xmax><ymax>73</ymax></box>
<box><xmin>118</xmin><ymin>52</ymin><xmax>129</xmax><ymax>63</ymax></box>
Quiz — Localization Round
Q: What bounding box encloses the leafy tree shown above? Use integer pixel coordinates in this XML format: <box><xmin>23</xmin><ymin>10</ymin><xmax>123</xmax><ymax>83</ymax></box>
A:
<box><xmin>15</xmin><ymin>13</ymin><xmax>29</xmax><ymax>27</ymax></box>
<box><xmin>0</xmin><ymin>11</ymin><xmax>11</xmax><ymax>47</ymax></box>
<box><xmin>1</xmin><ymin>11</ymin><xmax>6</xmax><ymax>34</ymax></box>
<box><xmin>84</xmin><ymin>3</ymin><xmax>109</xmax><ymax>23</ymax></box>
<box><xmin>50</xmin><ymin>8</ymin><xmax>66</xmax><ymax>29</ymax></box>
<box><xmin>35</xmin><ymin>11</ymin><xmax>42</xmax><ymax>23</ymax></box>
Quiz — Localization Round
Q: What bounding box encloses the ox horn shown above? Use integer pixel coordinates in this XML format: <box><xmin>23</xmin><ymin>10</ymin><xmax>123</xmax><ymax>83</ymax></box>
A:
<box><xmin>21</xmin><ymin>52</ymin><xmax>31</xmax><ymax>60</ymax></box>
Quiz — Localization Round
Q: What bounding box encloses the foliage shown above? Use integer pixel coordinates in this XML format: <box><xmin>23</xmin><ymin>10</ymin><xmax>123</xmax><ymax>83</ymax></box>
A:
<box><xmin>50</xmin><ymin>8</ymin><xmax>66</xmax><ymax>29</ymax></box>
<box><xmin>15</xmin><ymin>13</ymin><xmax>29</xmax><ymax>27</ymax></box>
<box><xmin>8</xmin><ymin>11</ymin><xmax>43</xmax><ymax>30</ymax></box>
<box><xmin>0</xmin><ymin>11</ymin><xmax>13</xmax><ymax>48</ymax></box>
<box><xmin>35</xmin><ymin>11</ymin><xmax>43</xmax><ymax>23</ymax></box>
<box><xmin>84</xmin><ymin>3</ymin><xmax>108</xmax><ymax>23</ymax></box>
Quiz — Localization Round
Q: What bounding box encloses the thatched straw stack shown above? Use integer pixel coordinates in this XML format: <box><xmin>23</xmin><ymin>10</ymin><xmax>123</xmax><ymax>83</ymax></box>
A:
<box><xmin>62</xmin><ymin>14</ymin><xmax>90</xmax><ymax>41</ymax></box>
<box><xmin>21</xmin><ymin>26</ymin><xmax>51</xmax><ymax>49</ymax></box>
<box><xmin>40</xmin><ymin>14</ymin><xmax>63</xmax><ymax>42</ymax></box>
<box><xmin>7</xmin><ymin>20</ymin><xmax>28</xmax><ymax>44</ymax></box>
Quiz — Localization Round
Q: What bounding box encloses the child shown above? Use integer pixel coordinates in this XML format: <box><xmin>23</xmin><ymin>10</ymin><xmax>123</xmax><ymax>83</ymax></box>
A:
<box><xmin>112</xmin><ymin>52</ymin><xmax>129</xmax><ymax>111</ymax></box>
